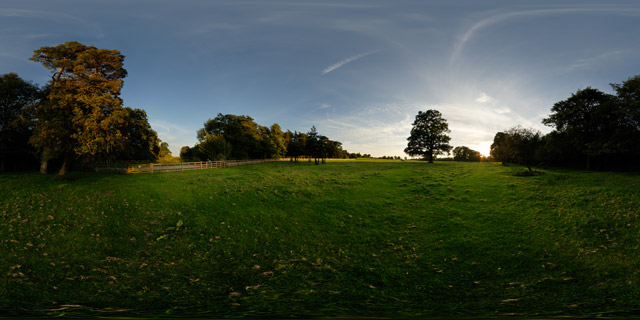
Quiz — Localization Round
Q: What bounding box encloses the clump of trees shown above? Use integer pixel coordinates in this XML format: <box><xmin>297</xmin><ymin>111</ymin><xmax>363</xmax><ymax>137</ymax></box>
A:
<box><xmin>491</xmin><ymin>75</ymin><xmax>640</xmax><ymax>171</ymax></box>
<box><xmin>0</xmin><ymin>42</ymin><xmax>166</xmax><ymax>176</ymax></box>
<box><xmin>490</xmin><ymin>126</ymin><xmax>542</xmax><ymax>171</ymax></box>
<box><xmin>452</xmin><ymin>146</ymin><xmax>483</xmax><ymax>162</ymax></box>
<box><xmin>181</xmin><ymin>116</ymin><xmax>354</xmax><ymax>163</ymax></box>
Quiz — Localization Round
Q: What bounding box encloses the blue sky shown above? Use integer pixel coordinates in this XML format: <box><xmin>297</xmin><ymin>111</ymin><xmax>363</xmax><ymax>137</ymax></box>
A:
<box><xmin>2</xmin><ymin>1</ymin><xmax>640</xmax><ymax>157</ymax></box>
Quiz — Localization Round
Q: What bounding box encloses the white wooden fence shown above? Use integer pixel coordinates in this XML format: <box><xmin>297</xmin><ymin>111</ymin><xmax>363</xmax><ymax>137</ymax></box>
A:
<box><xmin>96</xmin><ymin>159</ymin><xmax>278</xmax><ymax>174</ymax></box>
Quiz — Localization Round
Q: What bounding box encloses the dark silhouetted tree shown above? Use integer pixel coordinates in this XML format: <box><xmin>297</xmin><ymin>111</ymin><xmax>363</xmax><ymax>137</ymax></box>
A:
<box><xmin>0</xmin><ymin>73</ymin><xmax>40</xmax><ymax>171</ymax></box>
<box><xmin>404</xmin><ymin>109</ymin><xmax>452</xmax><ymax>163</ymax></box>
<box><xmin>543</xmin><ymin>87</ymin><xmax>617</xmax><ymax>170</ymax></box>
<box><xmin>453</xmin><ymin>146</ymin><xmax>482</xmax><ymax>162</ymax></box>
<box><xmin>120</xmin><ymin>107</ymin><xmax>161</xmax><ymax>161</ymax></box>
<box><xmin>610</xmin><ymin>75</ymin><xmax>640</xmax><ymax>166</ymax></box>
<box><xmin>287</xmin><ymin>131</ymin><xmax>308</xmax><ymax>162</ymax></box>
<box><xmin>180</xmin><ymin>145</ymin><xmax>200</xmax><ymax>161</ymax></box>
<box><xmin>490</xmin><ymin>132</ymin><xmax>514</xmax><ymax>165</ymax></box>
<box><xmin>612</xmin><ymin>75</ymin><xmax>640</xmax><ymax>132</ymax></box>
<box><xmin>306</xmin><ymin>126</ymin><xmax>324</xmax><ymax>164</ymax></box>
<box><xmin>491</xmin><ymin>126</ymin><xmax>541</xmax><ymax>171</ymax></box>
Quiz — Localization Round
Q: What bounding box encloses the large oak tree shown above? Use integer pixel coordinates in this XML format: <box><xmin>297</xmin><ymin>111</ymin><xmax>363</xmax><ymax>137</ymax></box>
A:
<box><xmin>405</xmin><ymin>109</ymin><xmax>452</xmax><ymax>163</ymax></box>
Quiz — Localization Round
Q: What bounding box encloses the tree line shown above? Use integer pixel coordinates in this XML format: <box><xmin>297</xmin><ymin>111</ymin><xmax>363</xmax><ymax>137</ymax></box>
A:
<box><xmin>490</xmin><ymin>76</ymin><xmax>640</xmax><ymax>171</ymax></box>
<box><xmin>6</xmin><ymin>42</ymin><xmax>637</xmax><ymax>174</ymax></box>
<box><xmin>0</xmin><ymin>42</ymin><xmax>169</xmax><ymax>176</ymax></box>
<box><xmin>180</xmin><ymin>114</ymin><xmax>357</xmax><ymax>164</ymax></box>
<box><xmin>406</xmin><ymin>75</ymin><xmax>640</xmax><ymax>171</ymax></box>
<box><xmin>0</xmin><ymin>41</ymin><xmax>361</xmax><ymax>176</ymax></box>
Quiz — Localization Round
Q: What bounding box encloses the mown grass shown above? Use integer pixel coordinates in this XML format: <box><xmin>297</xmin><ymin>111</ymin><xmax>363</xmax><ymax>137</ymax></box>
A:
<box><xmin>1</xmin><ymin>160</ymin><xmax>639</xmax><ymax>318</ymax></box>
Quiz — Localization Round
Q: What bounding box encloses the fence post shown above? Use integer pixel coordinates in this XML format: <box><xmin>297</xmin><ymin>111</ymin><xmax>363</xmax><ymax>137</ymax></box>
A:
<box><xmin>150</xmin><ymin>163</ymin><xmax>154</xmax><ymax>174</ymax></box>
<box><xmin>181</xmin><ymin>162</ymin><xmax>183</xmax><ymax>171</ymax></box>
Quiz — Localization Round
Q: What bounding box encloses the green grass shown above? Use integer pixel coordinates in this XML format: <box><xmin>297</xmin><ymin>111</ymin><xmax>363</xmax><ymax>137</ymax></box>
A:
<box><xmin>1</xmin><ymin>160</ymin><xmax>639</xmax><ymax>318</ymax></box>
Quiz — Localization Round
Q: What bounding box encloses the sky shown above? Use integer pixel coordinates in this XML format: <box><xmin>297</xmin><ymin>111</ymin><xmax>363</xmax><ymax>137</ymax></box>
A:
<box><xmin>2</xmin><ymin>0</ymin><xmax>640</xmax><ymax>157</ymax></box>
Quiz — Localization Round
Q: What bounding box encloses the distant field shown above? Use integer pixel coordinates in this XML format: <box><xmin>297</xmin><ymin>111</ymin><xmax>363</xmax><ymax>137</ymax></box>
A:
<box><xmin>1</xmin><ymin>161</ymin><xmax>639</xmax><ymax>318</ymax></box>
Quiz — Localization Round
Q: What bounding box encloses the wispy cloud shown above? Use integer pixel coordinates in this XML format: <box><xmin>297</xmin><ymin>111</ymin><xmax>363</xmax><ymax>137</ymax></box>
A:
<box><xmin>322</xmin><ymin>50</ymin><xmax>379</xmax><ymax>75</ymax></box>
<box><xmin>316</xmin><ymin>104</ymin><xmax>413</xmax><ymax>156</ymax></box>
<box><xmin>450</xmin><ymin>6</ymin><xmax>640</xmax><ymax>66</ymax></box>
<box><xmin>565</xmin><ymin>50</ymin><xmax>628</xmax><ymax>71</ymax></box>
<box><xmin>315</xmin><ymin>103</ymin><xmax>331</xmax><ymax>110</ymax></box>
<box><xmin>0</xmin><ymin>8</ymin><xmax>104</xmax><ymax>37</ymax></box>
<box><xmin>475</xmin><ymin>92</ymin><xmax>497</xmax><ymax>104</ymax></box>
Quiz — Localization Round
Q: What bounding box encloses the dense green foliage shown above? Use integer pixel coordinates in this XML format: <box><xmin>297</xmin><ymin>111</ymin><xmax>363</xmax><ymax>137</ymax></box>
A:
<box><xmin>185</xmin><ymin>115</ymin><xmax>351</xmax><ymax>162</ymax></box>
<box><xmin>1</xmin><ymin>161</ymin><xmax>638</xmax><ymax>318</ymax></box>
<box><xmin>196</xmin><ymin>113</ymin><xmax>281</xmax><ymax>160</ymax></box>
<box><xmin>119</xmin><ymin>107</ymin><xmax>162</xmax><ymax>161</ymax></box>
<box><xmin>405</xmin><ymin>110</ymin><xmax>452</xmax><ymax>162</ymax></box>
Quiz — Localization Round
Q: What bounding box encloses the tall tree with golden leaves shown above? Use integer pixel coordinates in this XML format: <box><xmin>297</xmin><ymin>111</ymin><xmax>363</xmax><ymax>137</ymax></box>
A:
<box><xmin>30</xmin><ymin>41</ymin><xmax>129</xmax><ymax>176</ymax></box>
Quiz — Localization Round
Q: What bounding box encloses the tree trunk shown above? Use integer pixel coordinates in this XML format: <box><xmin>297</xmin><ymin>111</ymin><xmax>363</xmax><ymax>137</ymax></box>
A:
<box><xmin>428</xmin><ymin>151</ymin><xmax>434</xmax><ymax>163</ymax></box>
<box><xmin>586</xmin><ymin>156</ymin><xmax>592</xmax><ymax>170</ymax></box>
<box><xmin>40</xmin><ymin>149</ymin><xmax>52</xmax><ymax>174</ymax></box>
<box><xmin>40</xmin><ymin>159</ymin><xmax>48</xmax><ymax>174</ymax></box>
<box><xmin>57</xmin><ymin>154</ymin><xmax>70</xmax><ymax>177</ymax></box>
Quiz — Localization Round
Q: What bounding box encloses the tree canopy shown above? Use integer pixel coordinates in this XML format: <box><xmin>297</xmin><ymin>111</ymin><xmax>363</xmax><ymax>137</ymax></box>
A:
<box><xmin>196</xmin><ymin>113</ymin><xmax>284</xmax><ymax>160</ymax></box>
<box><xmin>119</xmin><ymin>107</ymin><xmax>162</xmax><ymax>161</ymax></box>
<box><xmin>540</xmin><ymin>79</ymin><xmax>640</xmax><ymax>170</ymax></box>
<box><xmin>452</xmin><ymin>146</ymin><xmax>482</xmax><ymax>162</ymax></box>
<box><xmin>184</xmin><ymin>116</ymin><xmax>351</xmax><ymax>162</ymax></box>
<box><xmin>0</xmin><ymin>73</ymin><xmax>41</xmax><ymax>171</ymax></box>
<box><xmin>26</xmin><ymin>41</ymin><xmax>162</xmax><ymax>175</ymax></box>
<box><xmin>490</xmin><ymin>126</ymin><xmax>541</xmax><ymax>171</ymax></box>
<box><xmin>490</xmin><ymin>75</ymin><xmax>640</xmax><ymax>171</ymax></box>
<box><xmin>404</xmin><ymin>109</ymin><xmax>452</xmax><ymax>163</ymax></box>
<box><xmin>30</xmin><ymin>41</ymin><xmax>130</xmax><ymax>176</ymax></box>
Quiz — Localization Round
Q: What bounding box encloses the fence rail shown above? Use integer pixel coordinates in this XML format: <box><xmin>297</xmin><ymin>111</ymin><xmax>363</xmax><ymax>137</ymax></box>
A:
<box><xmin>96</xmin><ymin>159</ymin><xmax>278</xmax><ymax>174</ymax></box>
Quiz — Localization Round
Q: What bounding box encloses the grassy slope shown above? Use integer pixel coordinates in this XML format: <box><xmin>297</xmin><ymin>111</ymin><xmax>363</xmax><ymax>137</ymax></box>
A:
<box><xmin>0</xmin><ymin>161</ymin><xmax>639</xmax><ymax>317</ymax></box>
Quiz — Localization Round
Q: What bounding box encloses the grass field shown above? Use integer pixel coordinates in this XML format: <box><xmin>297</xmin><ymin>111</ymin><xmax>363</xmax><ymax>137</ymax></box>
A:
<box><xmin>1</xmin><ymin>160</ymin><xmax>639</xmax><ymax>318</ymax></box>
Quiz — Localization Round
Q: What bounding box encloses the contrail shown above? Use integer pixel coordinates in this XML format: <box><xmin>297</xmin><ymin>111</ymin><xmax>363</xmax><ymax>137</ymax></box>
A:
<box><xmin>449</xmin><ymin>7</ymin><xmax>640</xmax><ymax>66</ymax></box>
<box><xmin>322</xmin><ymin>50</ymin><xmax>379</xmax><ymax>75</ymax></box>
